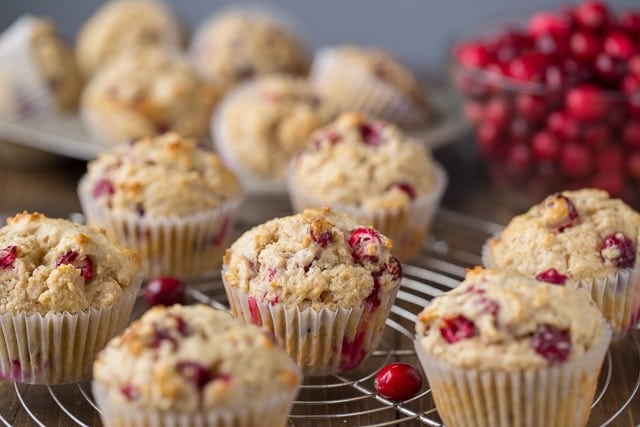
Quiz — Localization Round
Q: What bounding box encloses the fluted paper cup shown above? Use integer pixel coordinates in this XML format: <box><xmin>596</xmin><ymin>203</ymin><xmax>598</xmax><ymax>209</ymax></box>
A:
<box><xmin>79</xmin><ymin>176</ymin><xmax>242</xmax><ymax>280</ymax></box>
<box><xmin>0</xmin><ymin>277</ymin><xmax>140</xmax><ymax>385</ymax></box>
<box><xmin>92</xmin><ymin>381</ymin><xmax>297</xmax><ymax>427</ymax></box>
<box><xmin>483</xmin><ymin>234</ymin><xmax>640</xmax><ymax>340</ymax></box>
<box><xmin>224</xmin><ymin>283</ymin><xmax>399</xmax><ymax>376</ymax></box>
<box><xmin>288</xmin><ymin>161</ymin><xmax>447</xmax><ymax>261</ymax></box>
<box><xmin>414</xmin><ymin>322</ymin><xmax>611</xmax><ymax>427</ymax></box>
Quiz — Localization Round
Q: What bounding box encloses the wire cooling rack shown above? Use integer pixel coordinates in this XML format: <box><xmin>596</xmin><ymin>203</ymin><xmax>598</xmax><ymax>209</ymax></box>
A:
<box><xmin>0</xmin><ymin>209</ymin><xmax>639</xmax><ymax>426</ymax></box>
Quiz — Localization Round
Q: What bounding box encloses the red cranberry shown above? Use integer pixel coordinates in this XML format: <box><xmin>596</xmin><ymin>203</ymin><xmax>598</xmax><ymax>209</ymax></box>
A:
<box><xmin>560</xmin><ymin>143</ymin><xmax>593</xmax><ymax>178</ymax></box>
<box><xmin>366</xmin><ymin>279</ymin><xmax>381</xmax><ymax>311</ymax></box>
<box><xmin>532</xmin><ymin>131</ymin><xmax>560</xmax><ymax>161</ymax></box>
<box><xmin>583</xmin><ymin>123</ymin><xmax>611</xmax><ymax>149</ymax></box>
<box><xmin>544</xmin><ymin>64</ymin><xmax>568</xmax><ymax>90</ymax></box>
<box><xmin>311</xmin><ymin>229</ymin><xmax>333</xmax><ymax>248</ymax></box>
<box><xmin>600</xmin><ymin>233</ymin><xmax>636</xmax><ymax>268</ymax></box>
<box><xmin>492</xmin><ymin>29</ymin><xmax>531</xmax><ymax>63</ymax></box>
<box><xmin>626</xmin><ymin>152</ymin><xmax>640</xmax><ymax>179</ymax></box>
<box><xmin>387</xmin><ymin>182</ymin><xmax>416</xmax><ymax>200</ymax></box>
<box><xmin>531</xmin><ymin>325</ymin><xmax>571</xmax><ymax>364</ymax></box>
<box><xmin>508</xmin><ymin>53</ymin><xmax>547</xmax><ymax>82</ymax></box>
<box><xmin>374</xmin><ymin>363</ymin><xmax>423</xmax><ymax>401</ymax></box>
<box><xmin>509</xmin><ymin>117</ymin><xmax>533</xmax><ymax>142</ymax></box>
<box><xmin>540</xmin><ymin>193</ymin><xmax>580</xmax><ymax>232</ymax></box>
<box><xmin>566</xmin><ymin>85</ymin><xmax>609</xmax><ymax>121</ymax></box>
<box><xmin>505</xmin><ymin>143</ymin><xmax>533</xmax><ymax>176</ymax></box>
<box><xmin>0</xmin><ymin>245</ymin><xmax>17</xmax><ymax>270</ymax></box>
<box><xmin>360</xmin><ymin>121</ymin><xmax>384</xmax><ymax>146</ymax></box>
<box><xmin>604</xmin><ymin>31</ymin><xmax>636</xmax><ymax>60</ymax></box>
<box><xmin>535</xmin><ymin>32</ymin><xmax>570</xmax><ymax>58</ymax></box>
<box><xmin>247</xmin><ymin>296</ymin><xmax>262</xmax><ymax>326</ymax></box>
<box><xmin>56</xmin><ymin>251</ymin><xmax>93</xmax><ymax>282</ymax></box>
<box><xmin>575</xmin><ymin>1</ymin><xmax>610</xmax><ymax>31</ymax></box>
<box><xmin>440</xmin><ymin>315</ymin><xmax>476</xmax><ymax>344</ymax></box>
<box><xmin>591</xmin><ymin>171</ymin><xmax>625</xmax><ymax>197</ymax></box>
<box><xmin>176</xmin><ymin>361</ymin><xmax>216</xmax><ymax>391</ymax></box>
<box><xmin>92</xmin><ymin>179</ymin><xmax>115</xmax><ymax>199</ymax></box>
<box><xmin>535</xmin><ymin>268</ymin><xmax>568</xmax><ymax>285</ymax></box>
<box><xmin>528</xmin><ymin>12</ymin><xmax>571</xmax><ymax>38</ymax></box>
<box><xmin>120</xmin><ymin>384</ymin><xmax>139</xmax><ymax>401</ymax></box>
<box><xmin>623</xmin><ymin>121</ymin><xmax>640</xmax><ymax>149</ymax></box>
<box><xmin>475</xmin><ymin>297</ymin><xmax>499</xmax><ymax>316</ymax></box>
<box><xmin>569</xmin><ymin>32</ymin><xmax>601</xmax><ymax>60</ymax></box>
<box><xmin>596</xmin><ymin>146</ymin><xmax>624</xmax><ymax>171</ymax></box>
<box><xmin>476</xmin><ymin>121</ymin><xmax>504</xmax><ymax>158</ymax></box>
<box><xmin>547</xmin><ymin>111</ymin><xmax>577</xmax><ymax>140</ymax></box>
<box><xmin>594</xmin><ymin>54</ymin><xmax>626</xmax><ymax>84</ymax></box>
<box><xmin>485</xmin><ymin>97</ymin><xmax>511</xmax><ymax>129</ymax></box>
<box><xmin>628</xmin><ymin>55</ymin><xmax>640</xmax><ymax>78</ymax></box>
<box><xmin>340</xmin><ymin>330</ymin><xmax>367</xmax><ymax>371</ymax></box>
<box><xmin>454</xmin><ymin>41</ymin><xmax>493</xmax><ymax>68</ymax></box>
<box><xmin>143</xmin><ymin>276</ymin><xmax>185</xmax><ymax>306</ymax></box>
<box><xmin>622</xmin><ymin>74</ymin><xmax>640</xmax><ymax>93</ymax></box>
<box><xmin>348</xmin><ymin>227</ymin><xmax>382</xmax><ymax>264</ymax></box>
<box><xmin>620</xmin><ymin>10</ymin><xmax>640</xmax><ymax>33</ymax></box>
<box><xmin>463</xmin><ymin>101</ymin><xmax>484</xmax><ymax>123</ymax></box>
<box><xmin>516</xmin><ymin>94</ymin><xmax>547</xmax><ymax>122</ymax></box>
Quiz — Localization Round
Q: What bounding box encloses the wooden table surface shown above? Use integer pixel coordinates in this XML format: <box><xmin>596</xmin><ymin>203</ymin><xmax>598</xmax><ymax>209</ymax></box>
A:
<box><xmin>0</xmin><ymin>140</ymin><xmax>638</xmax><ymax>426</ymax></box>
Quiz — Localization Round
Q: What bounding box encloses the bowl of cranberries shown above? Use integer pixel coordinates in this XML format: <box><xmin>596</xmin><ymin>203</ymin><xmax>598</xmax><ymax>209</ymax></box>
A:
<box><xmin>453</xmin><ymin>1</ymin><xmax>640</xmax><ymax>205</ymax></box>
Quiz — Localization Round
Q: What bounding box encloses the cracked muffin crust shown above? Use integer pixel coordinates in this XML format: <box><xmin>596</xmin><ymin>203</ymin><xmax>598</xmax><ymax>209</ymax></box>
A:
<box><xmin>0</xmin><ymin>211</ymin><xmax>139</xmax><ymax>314</ymax></box>
<box><xmin>93</xmin><ymin>304</ymin><xmax>301</xmax><ymax>413</ymax></box>
<box><xmin>81</xmin><ymin>48</ymin><xmax>217</xmax><ymax>144</ymax></box>
<box><xmin>76</xmin><ymin>0</ymin><xmax>182</xmax><ymax>76</ymax></box>
<box><xmin>213</xmin><ymin>74</ymin><xmax>335</xmax><ymax>182</ymax></box>
<box><xmin>190</xmin><ymin>9</ymin><xmax>308</xmax><ymax>94</ymax></box>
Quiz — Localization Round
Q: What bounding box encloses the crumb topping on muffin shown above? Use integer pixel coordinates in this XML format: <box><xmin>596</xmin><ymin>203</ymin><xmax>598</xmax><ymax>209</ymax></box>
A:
<box><xmin>416</xmin><ymin>267</ymin><xmax>603</xmax><ymax>370</ymax></box>
<box><xmin>190</xmin><ymin>10</ymin><xmax>308</xmax><ymax>92</ymax></box>
<box><xmin>93</xmin><ymin>304</ymin><xmax>301</xmax><ymax>412</ymax></box>
<box><xmin>290</xmin><ymin>113</ymin><xmax>436</xmax><ymax>210</ymax></box>
<box><xmin>216</xmin><ymin>74</ymin><xmax>335</xmax><ymax>178</ymax></box>
<box><xmin>76</xmin><ymin>0</ymin><xmax>182</xmax><ymax>76</ymax></box>
<box><xmin>82</xmin><ymin>48</ymin><xmax>217</xmax><ymax>143</ymax></box>
<box><xmin>223</xmin><ymin>207</ymin><xmax>401</xmax><ymax>310</ymax></box>
<box><xmin>488</xmin><ymin>189</ymin><xmax>640</xmax><ymax>280</ymax></box>
<box><xmin>0</xmin><ymin>212</ymin><xmax>140</xmax><ymax>314</ymax></box>
<box><xmin>83</xmin><ymin>132</ymin><xmax>241</xmax><ymax>218</ymax></box>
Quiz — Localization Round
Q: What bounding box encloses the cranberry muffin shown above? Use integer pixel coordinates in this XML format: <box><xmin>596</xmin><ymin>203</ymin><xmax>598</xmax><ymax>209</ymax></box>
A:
<box><xmin>222</xmin><ymin>207</ymin><xmax>402</xmax><ymax>376</ymax></box>
<box><xmin>415</xmin><ymin>267</ymin><xmax>610</xmax><ymax>427</ymax></box>
<box><xmin>81</xmin><ymin>48</ymin><xmax>218</xmax><ymax>145</ymax></box>
<box><xmin>310</xmin><ymin>45</ymin><xmax>431</xmax><ymax>128</ymax></box>
<box><xmin>288</xmin><ymin>112</ymin><xmax>447</xmax><ymax>261</ymax></box>
<box><xmin>484</xmin><ymin>189</ymin><xmax>640</xmax><ymax>339</ymax></box>
<box><xmin>0</xmin><ymin>212</ymin><xmax>141</xmax><ymax>384</ymax></box>
<box><xmin>213</xmin><ymin>74</ymin><xmax>335</xmax><ymax>193</ymax></box>
<box><xmin>78</xmin><ymin>132</ymin><xmax>242</xmax><ymax>279</ymax></box>
<box><xmin>76</xmin><ymin>0</ymin><xmax>182</xmax><ymax>77</ymax></box>
<box><xmin>190</xmin><ymin>9</ymin><xmax>308</xmax><ymax>95</ymax></box>
<box><xmin>93</xmin><ymin>304</ymin><xmax>301</xmax><ymax>426</ymax></box>
<box><xmin>0</xmin><ymin>15</ymin><xmax>81</xmax><ymax>119</ymax></box>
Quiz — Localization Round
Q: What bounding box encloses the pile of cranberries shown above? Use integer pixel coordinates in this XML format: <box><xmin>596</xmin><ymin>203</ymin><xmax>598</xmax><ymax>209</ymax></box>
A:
<box><xmin>454</xmin><ymin>1</ymin><xmax>640</xmax><ymax>204</ymax></box>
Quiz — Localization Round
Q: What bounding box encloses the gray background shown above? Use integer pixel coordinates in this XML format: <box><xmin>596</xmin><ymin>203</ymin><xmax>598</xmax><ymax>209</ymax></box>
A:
<box><xmin>1</xmin><ymin>0</ymin><xmax>638</xmax><ymax>73</ymax></box>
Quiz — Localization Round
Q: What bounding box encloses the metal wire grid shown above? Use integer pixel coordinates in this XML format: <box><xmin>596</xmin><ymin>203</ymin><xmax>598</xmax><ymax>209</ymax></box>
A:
<box><xmin>1</xmin><ymin>209</ymin><xmax>639</xmax><ymax>426</ymax></box>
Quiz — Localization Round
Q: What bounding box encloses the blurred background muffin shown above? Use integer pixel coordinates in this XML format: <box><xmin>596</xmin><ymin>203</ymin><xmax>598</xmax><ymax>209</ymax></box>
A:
<box><xmin>75</xmin><ymin>0</ymin><xmax>183</xmax><ymax>77</ymax></box>
<box><xmin>213</xmin><ymin>74</ymin><xmax>335</xmax><ymax>193</ymax></box>
<box><xmin>190</xmin><ymin>8</ymin><xmax>308</xmax><ymax>95</ymax></box>
<box><xmin>81</xmin><ymin>48</ymin><xmax>218</xmax><ymax>145</ymax></box>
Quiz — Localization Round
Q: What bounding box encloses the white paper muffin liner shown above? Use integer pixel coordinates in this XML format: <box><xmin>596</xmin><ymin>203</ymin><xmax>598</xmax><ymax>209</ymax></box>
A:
<box><xmin>211</xmin><ymin>85</ymin><xmax>288</xmax><ymax>197</ymax></box>
<box><xmin>0</xmin><ymin>276</ymin><xmax>140</xmax><ymax>385</ymax></box>
<box><xmin>414</xmin><ymin>322</ymin><xmax>611</xmax><ymax>427</ymax></box>
<box><xmin>0</xmin><ymin>15</ymin><xmax>56</xmax><ymax>119</ymax></box>
<box><xmin>287</xmin><ymin>161</ymin><xmax>447</xmax><ymax>262</ymax></box>
<box><xmin>482</xmin><ymin>234</ymin><xmax>640</xmax><ymax>341</ymax></box>
<box><xmin>224</xmin><ymin>282</ymin><xmax>399</xmax><ymax>376</ymax></box>
<box><xmin>310</xmin><ymin>47</ymin><xmax>429</xmax><ymax>127</ymax></box>
<box><xmin>78</xmin><ymin>176</ymin><xmax>242</xmax><ymax>280</ymax></box>
<box><xmin>92</xmin><ymin>381</ymin><xmax>297</xmax><ymax>427</ymax></box>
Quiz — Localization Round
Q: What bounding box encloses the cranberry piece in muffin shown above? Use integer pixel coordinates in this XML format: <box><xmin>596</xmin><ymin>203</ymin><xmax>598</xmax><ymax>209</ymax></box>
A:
<box><xmin>56</xmin><ymin>251</ymin><xmax>94</xmax><ymax>282</ymax></box>
<box><xmin>92</xmin><ymin>179</ymin><xmax>115</xmax><ymax>199</ymax></box>
<box><xmin>539</xmin><ymin>193</ymin><xmax>579</xmax><ymax>232</ymax></box>
<box><xmin>531</xmin><ymin>325</ymin><xmax>571</xmax><ymax>364</ymax></box>
<box><xmin>349</xmin><ymin>227</ymin><xmax>382</xmax><ymax>264</ymax></box>
<box><xmin>0</xmin><ymin>245</ymin><xmax>17</xmax><ymax>269</ymax></box>
<box><xmin>535</xmin><ymin>268</ymin><xmax>568</xmax><ymax>285</ymax></box>
<box><xmin>440</xmin><ymin>315</ymin><xmax>477</xmax><ymax>344</ymax></box>
<box><xmin>600</xmin><ymin>232</ymin><xmax>636</xmax><ymax>268</ymax></box>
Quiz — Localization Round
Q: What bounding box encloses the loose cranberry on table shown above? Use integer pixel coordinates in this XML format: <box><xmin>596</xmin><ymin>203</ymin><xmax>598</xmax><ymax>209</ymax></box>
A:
<box><xmin>453</xmin><ymin>1</ymin><xmax>640</xmax><ymax>205</ymax></box>
<box><xmin>374</xmin><ymin>363</ymin><xmax>423</xmax><ymax>401</ymax></box>
<box><xmin>144</xmin><ymin>276</ymin><xmax>185</xmax><ymax>306</ymax></box>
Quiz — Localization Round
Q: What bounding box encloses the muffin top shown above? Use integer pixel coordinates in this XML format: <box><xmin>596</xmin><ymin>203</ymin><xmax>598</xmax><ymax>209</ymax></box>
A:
<box><xmin>488</xmin><ymin>189</ymin><xmax>640</xmax><ymax>281</ymax></box>
<box><xmin>215</xmin><ymin>74</ymin><xmax>335</xmax><ymax>179</ymax></box>
<box><xmin>82</xmin><ymin>132</ymin><xmax>241</xmax><ymax>218</ymax></box>
<box><xmin>81</xmin><ymin>48</ymin><xmax>218</xmax><ymax>143</ymax></box>
<box><xmin>190</xmin><ymin>10</ymin><xmax>308</xmax><ymax>93</ymax></box>
<box><xmin>93</xmin><ymin>304</ymin><xmax>301</xmax><ymax>412</ymax></box>
<box><xmin>223</xmin><ymin>207</ymin><xmax>401</xmax><ymax>310</ymax></box>
<box><xmin>0</xmin><ymin>212</ymin><xmax>140</xmax><ymax>315</ymax></box>
<box><xmin>28</xmin><ymin>17</ymin><xmax>82</xmax><ymax>110</ymax></box>
<box><xmin>290</xmin><ymin>113</ymin><xmax>438</xmax><ymax>210</ymax></box>
<box><xmin>415</xmin><ymin>267</ymin><xmax>605</xmax><ymax>370</ymax></box>
<box><xmin>76</xmin><ymin>0</ymin><xmax>182</xmax><ymax>76</ymax></box>
<box><xmin>312</xmin><ymin>45</ymin><xmax>430</xmax><ymax>124</ymax></box>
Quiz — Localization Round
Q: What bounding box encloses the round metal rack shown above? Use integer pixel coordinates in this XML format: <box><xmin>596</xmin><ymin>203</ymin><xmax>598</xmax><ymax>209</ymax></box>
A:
<box><xmin>1</xmin><ymin>209</ymin><xmax>639</xmax><ymax>426</ymax></box>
